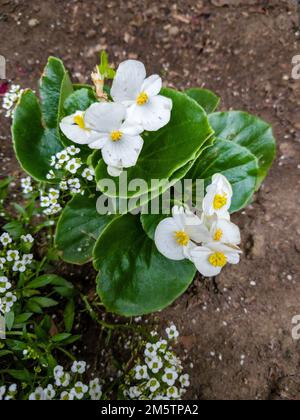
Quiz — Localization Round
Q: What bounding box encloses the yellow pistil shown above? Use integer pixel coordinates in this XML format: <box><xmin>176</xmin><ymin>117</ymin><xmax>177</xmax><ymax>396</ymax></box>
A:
<box><xmin>110</xmin><ymin>130</ymin><xmax>123</xmax><ymax>142</ymax></box>
<box><xmin>136</xmin><ymin>91</ymin><xmax>149</xmax><ymax>106</ymax></box>
<box><xmin>213</xmin><ymin>194</ymin><xmax>227</xmax><ymax>210</ymax></box>
<box><xmin>208</xmin><ymin>252</ymin><xmax>227</xmax><ymax>268</ymax></box>
<box><xmin>213</xmin><ymin>228</ymin><xmax>223</xmax><ymax>241</ymax></box>
<box><xmin>174</xmin><ymin>231</ymin><xmax>190</xmax><ymax>247</ymax></box>
<box><xmin>73</xmin><ymin>114</ymin><xmax>86</xmax><ymax>130</ymax></box>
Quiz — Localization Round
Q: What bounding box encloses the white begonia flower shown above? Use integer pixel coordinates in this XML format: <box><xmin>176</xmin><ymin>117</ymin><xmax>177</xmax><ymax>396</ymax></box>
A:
<box><xmin>65</xmin><ymin>158</ymin><xmax>82</xmax><ymax>174</ymax></box>
<box><xmin>84</xmin><ymin>102</ymin><xmax>144</xmax><ymax>174</ymax></box>
<box><xmin>167</xmin><ymin>386</ymin><xmax>179</xmax><ymax>399</ymax></box>
<box><xmin>71</xmin><ymin>361</ymin><xmax>86</xmax><ymax>375</ymax></box>
<box><xmin>82</xmin><ymin>167</ymin><xmax>95</xmax><ymax>181</ymax></box>
<box><xmin>203</xmin><ymin>174</ymin><xmax>233</xmax><ymax>217</ymax></box>
<box><xmin>89</xmin><ymin>378</ymin><xmax>102</xmax><ymax>400</ymax></box>
<box><xmin>190</xmin><ymin>242</ymin><xmax>242</xmax><ymax>277</ymax></box>
<box><xmin>179</xmin><ymin>374</ymin><xmax>190</xmax><ymax>388</ymax></box>
<box><xmin>21</xmin><ymin>234</ymin><xmax>34</xmax><ymax>243</ymax></box>
<box><xmin>60</xmin><ymin>391</ymin><xmax>74</xmax><ymax>401</ymax></box>
<box><xmin>111</xmin><ymin>60</ymin><xmax>173</xmax><ymax>132</ymax></box>
<box><xmin>70</xmin><ymin>382</ymin><xmax>88</xmax><ymax>400</ymax></box>
<box><xmin>0</xmin><ymin>232</ymin><xmax>12</xmax><ymax>247</ymax></box>
<box><xmin>60</xmin><ymin>110</ymin><xmax>100</xmax><ymax>145</ymax></box>
<box><xmin>166</xmin><ymin>324</ymin><xmax>179</xmax><ymax>340</ymax></box>
<box><xmin>154</xmin><ymin>206</ymin><xmax>203</xmax><ymax>261</ymax></box>
<box><xmin>162</xmin><ymin>368</ymin><xmax>178</xmax><ymax>386</ymax></box>
<box><xmin>199</xmin><ymin>214</ymin><xmax>241</xmax><ymax>246</ymax></box>
<box><xmin>134</xmin><ymin>365</ymin><xmax>149</xmax><ymax>381</ymax></box>
<box><xmin>44</xmin><ymin>384</ymin><xmax>55</xmax><ymax>400</ymax></box>
<box><xmin>6</xmin><ymin>250</ymin><xmax>19</xmax><ymax>262</ymax></box>
<box><xmin>29</xmin><ymin>387</ymin><xmax>45</xmax><ymax>400</ymax></box>
<box><xmin>147</xmin><ymin>378</ymin><xmax>160</xmax><ymax>393</ymax></box>
<box><xmin>0</xmin><ymin>277</ymin><xmax>11</xmax><ymax>293</ymax></box>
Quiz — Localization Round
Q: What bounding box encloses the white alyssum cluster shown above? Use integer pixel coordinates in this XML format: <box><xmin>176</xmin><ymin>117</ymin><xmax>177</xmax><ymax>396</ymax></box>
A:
<box><xmin>27</xmin><ymin>361</ymin><xmax>102</xmax><ymax>400</ymax></box>
<box><xmin>0</xmin><ymin>232</ymin><xmax>35</xmax><ymax>315</ymax></box>
<box><xmin>60</xmin><ymin>59</ymin><xmax>173</xmax><ymax>177</ymax></box>
<box><xmin>40</xmin><ymin>188</ymin><xmax>62</xmax><ymax>216</ymax></box>
<box><xmin>155</xmin><ymin>174</ymin><xmax>242</xmax><ymax>277</ymax></box>
<box><xmin>44</xmin><ymin>146</ymin><xmax>95</xmax><ymax>203</ymax></box>
<box><xmin>20</xmin><ymin>177</ymin><xmax>33</xmax><ymax>194</ymax></box>
<box><xmin>2</xmin><ymin>84</ymin><xmax>24</xmax><ymax>118</ymax></box>
<box><xmin>0</xmin><ymin>384</ymin><xmax>18</xmax><ymax>400</ymax></box>
<box><xmin>123</xmin><ymin>324</ymin><xmax>190</xmax><ymax>400</ymax></box>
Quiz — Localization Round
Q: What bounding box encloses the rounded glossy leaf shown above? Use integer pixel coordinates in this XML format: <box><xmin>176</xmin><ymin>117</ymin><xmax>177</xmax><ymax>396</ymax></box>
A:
<box><xmin>12</xmin><ymin>90</ymin><xmax>63</xmax><ymax>181</ymax></box>
<box><xmin>187</xmin><ymin>139</ymin><xmax>259</xmax><ymax>212</ymax></box>
<box><xmin>96</xmin><ymin>88</ymin><xmax>214</xmax><ymax>198</ymax></box>
<box><xmin>94</xmin><ymin>214</ymin><xmax>196</xmax><ymax>316</ymax></box>
<box><xmin>209</xmin><ymin>111</ymin><xmax>276</xmax><ymax>188</ymax></box>
<box><xmin>55</xmin><ymin>194</ymin><xmax>115</xmax><ymax>265</ymax></box>
<box><xmin>64</xmin><ymin>88</ymin><xmax>97</xmax><ymax>115</ymax></box>
<box><xmin>186</xmin><ymin>88</ymin><xmax>220</xmax><ymax>114</ymax></box>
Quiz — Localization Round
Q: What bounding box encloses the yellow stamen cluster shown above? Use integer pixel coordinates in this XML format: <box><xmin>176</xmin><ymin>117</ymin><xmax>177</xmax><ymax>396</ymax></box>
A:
<box><xmin>213</xmin><ymin>194</ymin><xmax>227</xmax><ymax>210</ymax></box>
<box><xmin>174</xmin><ymin>230</ymin><xmax>190</xmax><ymax>247</ymax></box>
<box><xmin>208</xmin><ymin>252</ymin><xmax>227</xmax><ymax>268</ymax></box>
<box><xmin>136</xmin><ymin>91</ymin><xmax>149</xmax><ymax>106</ymax></box>
<box><xmin>213</xmin><ymin>228</ymin><xmax>223</xmax><ymax>241</ymax></box>
<box><xmin>74</xmin><ymin>114</ymin><xmax>86</xmax><ymax>130</ymax></box>
<box><xmin>110</xmin><ymin>130</ymin><xmax>123</xmax><ymax>142</ymax></box>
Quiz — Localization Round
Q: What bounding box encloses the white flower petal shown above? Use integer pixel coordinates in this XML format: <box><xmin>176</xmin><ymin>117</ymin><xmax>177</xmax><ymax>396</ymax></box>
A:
<box><xmin>210</xmin><ymin>218</ymin><xmax>241</xmax><ymax>245</ymax></box>
<box><xmin>141</xmin><ymin>75</ymin><xmax>162</xmax><ymax>97</ymax></box>
<box><xmin>111</xmin><ymin>60</ymin><xmax>146</xmax><ymax>103</ymax></box>
<box><xmin>154</xmin><ymin>218</ymin><xmax>186</xmax><ymax>261</ymax></box>
<box><xmin>107</xmin><ymin>165</ymin><xmax>123</xmax><ymax>177</ymax></box>
<box><xmin>121</xmin><ymin>120</ymin><xmax>144</xmax><ymax>136</ymax></box>
<box><xmin>60</xmin><ymin>114</ymin><xmax>99</xmax><ymax>145</ymax></box>
<box><xmin>127</xmin><ymin>95</ymin><xmax>172</xmax><ymax>131</ymax></box>
<box><xmin>101</xmin><ymin>134</ymin><xmax>143</xmax><ymax>168</ymax></box>
<box><xmin>88</xmin><ymin>134</ymin><xmax>110</xmax><ymax>149</ymax></box>
<box><xmin>85</xmin><ymin>103</ymin><xmax>126</xmax><ymax>133</ymax></box>
<box><xmin>190</xmin><ymin>246</ymin><xmax>222</xmax><ymax>277</ymax></box>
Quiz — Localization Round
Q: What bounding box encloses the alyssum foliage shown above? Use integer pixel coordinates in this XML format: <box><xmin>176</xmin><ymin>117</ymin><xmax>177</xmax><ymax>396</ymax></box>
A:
<box><xmin>11</xmin><ymin>53</ymin><xmax>276</xmax><ymax>317</ymax></box>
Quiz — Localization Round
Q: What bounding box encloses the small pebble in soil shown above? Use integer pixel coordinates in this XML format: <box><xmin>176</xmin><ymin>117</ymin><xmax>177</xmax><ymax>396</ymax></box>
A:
<box><xmin>250</xmin><ymin>281</ymin><xmax>256</xmax><ymax>287</ymax></box>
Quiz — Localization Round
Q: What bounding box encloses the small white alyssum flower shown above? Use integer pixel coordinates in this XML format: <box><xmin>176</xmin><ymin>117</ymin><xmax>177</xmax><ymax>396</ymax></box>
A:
<box><xmin>0</xmin><ymin>232</ymin><xmax>12</xmax><ymax>247</ymax></box>
<box><xmin>2</xmin><ymin>84</ymin><xmax>24</xmax><ymax>118</ymax></box>
<box><xmin>134</xmin><ymin>365</ymin><xmax>149</xmax><ymax>381</ymax></box>
<box><xmin>46</xmin><ymin>170</ymin><xmax>56</xmax><ymax>180</ymax></box>
<box><xmin>167</xmin><ymin>386</ymin><xmax>179</xmax><ymax>399</ymax></box>
<box><xmin>66</xmin><ymin>145</ymin><xmax>80</xmax><ymax>156</ymax></box>
<box><xmin>179</xmin><ymin>374</ymin><xmax>190</xmax><ymax>388</ymax></box>
<box><xmin>70</xmin><ymin>382</ymin><xmax>88</xmax><ymax>400</ymax></box>
<box><xmin>54</xmin><ymin>365</ymin><xmax>64</xmax><ymax>380</ymax></box>
<box><xmin>21</xmin><ymin>234</ymin><xmax>34</xmax><ymax>243</ymax></box>
<box><xmin>147</xmin><ymin>356</ymin><xmax>163</xmax><ymax>374</ymax></box>
<box><xmin>147</xmin><ymin>378</ymin><xmax>160</xmax><ymax>393</ymax></box>
<box><xmin>21</xmin><ymin>176</ymin><xmax>33</xmax><ymax>194</ymax></box>
<box><xmin>166</xmin><ymin>324</ymin><xmax>179</xmax><ymax>340</ymax></box>
<box><xmin>111</xmin><ymin>60</ymin><xmax>173</xmax><ymax>132</ymax></box>
<box><xmin>0</xmin><ymin>386</ymin><xmax>6</xmax><ymax>400</ymax></box>
<box><xmin>144</xmin><ymin>342</ymin><xmax>158</xmax><ymax>358</ymax></box>
<box><xmin>89</xmin><ymin>378</ymin><xmax>102</xmax><ymax>401</ymax></box>
<box><xmin>12</xmin><ymin>260</ymin><xmax>26</xmax><ymax>273</ymax></box>
<box><xmin>0</xmin><ymin>258</ymin><xmax>6</xmax><ymax>270</ymax></box>
<box><xmin>82</xmin><ymin>167</ymin><xmax>95</xmax><ymax>181</ymax></box>
<box><xmin>60</xmin><ymin>391</ymin><xmax>74</xmax><ymax>401</ymax></box>
<box><xmin>6</xmin><ymin>250</ymin><xmax>19</xmax><ymax>262</ymax></box>
<box><xmin>71</xmin><ymin>361</ymin><xmax>86</xmax><ymax>375</ymax></box>
<box><xmin>0</xmin><ymin>277</ymin><xmax>11</xmax><ymax>293</ymax></box>
<box><xmin>44</xmin><ymin>384</ymin><xmax>56</xmax><ymax>400</ymax></box>
<box><xmin>65</xmin><ymin>158</ymin><xmax>82</xmax><ymax>174</ymax></box>
<box><xmin>162</xmin><ymin>368</ymin><xmax>178</xmax><ymax>386</ymax></box>
<box><xmin>29</xmin><ymin>387</ymin><xmax>45</xmax><ymax>401</ymax></box>
<box><xmin>56</xmin><ymin>150</ymin><xmax>70</xmax><ymax>164</ymax></box>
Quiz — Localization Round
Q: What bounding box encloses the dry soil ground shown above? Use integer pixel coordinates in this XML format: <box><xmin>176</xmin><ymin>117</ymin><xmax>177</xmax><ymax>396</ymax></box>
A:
<box><xmin>1</xmin><ymin>0</ymin><xmax>300</xmax><ymax>400</ymax></box>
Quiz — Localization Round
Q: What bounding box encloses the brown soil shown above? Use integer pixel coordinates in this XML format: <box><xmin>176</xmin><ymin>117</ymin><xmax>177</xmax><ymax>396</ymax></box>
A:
<box><xmin>1</xmin><ymin>0</ymin><xmax>300</xmax><ymax>400</ymax></box>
